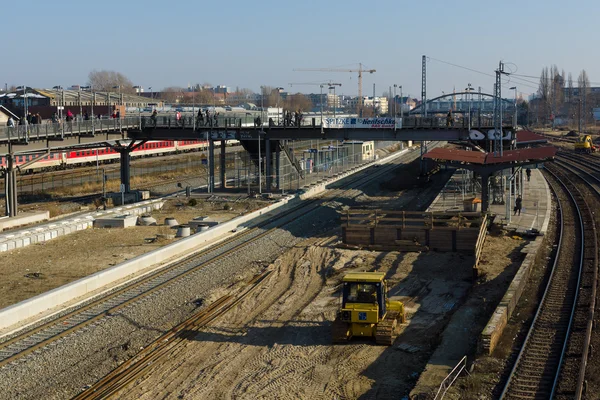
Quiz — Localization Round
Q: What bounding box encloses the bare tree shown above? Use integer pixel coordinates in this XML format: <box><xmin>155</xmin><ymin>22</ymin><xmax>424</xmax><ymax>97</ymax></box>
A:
<box><xmin>159</xmin><ymin>86</ymin><xmax>186</xmax><ymax>103</ymax></box>
<box><xmin>578</xmin><ymin>69</ymin><xmax>590</xmax><ymax>126</ymax></box>
<box><xmin>283</xmin><ymin>93</ymin><xmax>312</xmax><ymax>112</ymax></box>
<box><xmin>87</xmin><ymin>70</ymin><xmax>135</xmax><ymax>93</ymax></box>
<box><xmin>537</xmin><ymin>67</ymin><xmax>550</xmax><ymax>125</ymax></box>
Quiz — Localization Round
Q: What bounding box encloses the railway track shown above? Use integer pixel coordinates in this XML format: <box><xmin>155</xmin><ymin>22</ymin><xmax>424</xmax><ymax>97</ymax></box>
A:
<box><xmin>500</xmin><ymin>162</ymin><xmax>597</xmax><ymax>399</ymax></box>
<box><xmin>73</xmin><ymin>270</ymin><xmax>273</xmax><ymax>400</ymax></box>
<box><xmin>0</xmin><ymin>145</ymin><xmax>435</xmax><ymax>371</ymax></box>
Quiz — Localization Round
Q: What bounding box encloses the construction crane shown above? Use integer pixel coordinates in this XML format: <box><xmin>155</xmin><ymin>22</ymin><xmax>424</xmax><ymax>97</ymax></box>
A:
<box><xmin>294</xmin><ymin>63</ymin><xmax>376</xmax><ymax>116</ymax></box>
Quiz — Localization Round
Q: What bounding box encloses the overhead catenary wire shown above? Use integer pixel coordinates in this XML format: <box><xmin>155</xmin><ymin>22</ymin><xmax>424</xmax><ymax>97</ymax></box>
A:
<box><xmin>427</xmin><ymin>57</ymin><xmax>536</xmax><ymax>94</ymax></box>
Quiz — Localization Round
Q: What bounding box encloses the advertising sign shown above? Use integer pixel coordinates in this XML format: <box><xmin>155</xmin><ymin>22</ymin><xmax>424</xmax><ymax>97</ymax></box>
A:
<box><xmin>486</xmin><ymin>129</ymin><xmax>512</xmax><ymax>141</ymax></box>
<box><xmin>322</xmin><ymin>117</ymin><xmax>402</xmax><ymax>129</ymax></box>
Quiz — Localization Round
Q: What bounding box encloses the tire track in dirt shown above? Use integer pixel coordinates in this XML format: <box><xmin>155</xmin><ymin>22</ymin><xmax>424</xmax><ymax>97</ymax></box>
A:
<box><xmin>119</xmin><ymin>237</ymin><xmax>334</xmax><ymax>399</ymax></box>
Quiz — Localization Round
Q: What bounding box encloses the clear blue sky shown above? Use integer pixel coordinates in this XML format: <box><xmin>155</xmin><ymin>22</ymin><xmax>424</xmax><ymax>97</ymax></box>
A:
<box><xmin>3</xmin><ymin>0</ymin><xmax>599</xmax><ymax>99</ymax></box>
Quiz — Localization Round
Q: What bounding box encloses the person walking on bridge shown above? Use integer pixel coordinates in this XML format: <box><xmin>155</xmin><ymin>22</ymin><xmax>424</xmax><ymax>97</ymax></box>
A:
<box><xmin>197</xmin><ymin>108</ymin><xmax>204</xmax><ymax>126</ymax></box>
<box><xmin>446</xmin><ymin>110</ymin><xmax>454</xmax><ymax>127</ymax></box>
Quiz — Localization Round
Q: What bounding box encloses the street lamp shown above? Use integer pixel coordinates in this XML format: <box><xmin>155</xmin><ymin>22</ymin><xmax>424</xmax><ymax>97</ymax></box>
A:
<box><xmin>259</xmin><ymin>86</ymin><xmax>267</xmax><ymax>194</ymax></box>
<box><xmin>320</xmin><ymin>84</ymin><xmax>324</xmax><ymax>132</ymax></box>
<box><xmin>53</xmin><ymin>85</ymin><xmax>65</xmax><ymax>121</ymax></box>
<box><xmin>275</xmin><ymin>87</ymin><xmax>284</xmax><ymax>125</ymax></box>
<box><xmin>328</xmin><ymin>83</ymin><xmax>341</xmax><ymax>118</ymax></box>
<box><xmin>398</xmin><ymin>85</ymin><xmax>403</xmax><ymax>119</ymax></box>
<box><xmin>509</xmin><ymin>86</ymin><xmax>517</xmax><ymax>128</ymax></box>
<box><xmin>113</xmin><ymin>85</ymin><xmax>122</xmax><ymax>115</ymax></box>
<box><xmin>465</xmin><ymin>83</ymin><xmax>474</xmax><ymax>130</ymax></box>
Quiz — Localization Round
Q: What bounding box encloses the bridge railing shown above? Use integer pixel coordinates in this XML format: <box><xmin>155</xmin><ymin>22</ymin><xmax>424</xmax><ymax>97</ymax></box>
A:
<box><xmin>0</xmin><ymin>117</ymin><xmax>141</xmax><ymax>143</ymax></box>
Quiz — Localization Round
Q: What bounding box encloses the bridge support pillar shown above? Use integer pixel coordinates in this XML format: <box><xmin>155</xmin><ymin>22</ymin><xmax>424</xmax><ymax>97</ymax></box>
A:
<box><xmin>119</xmin><ymin>149</ymin><xmax>131</xmax><ymax>193</ymax></box>
<box><xmin>4</xmin><ymin>153</ymin><xmax>18</xmax><ymax>217</ymax></box>
<box><xmin>481</xmin><ymin>172</ymin><xmax>490</xmax><ymax>213</ymax></box>
<box><xmin>209</xmin><ymin>140</ymin><xmax>215</xmax><ymax>193</ymax></box>
<box><xmin>265</xmin><ymin>138</ymin><xmax>272</xmax><ymax>191</ymax></box>
<box><xmin>275</xmin><ymin>144</ymin><xmax>281</xmax><ymax>190</ymax></box>
<box><xmin>220</xmin><ymin>140</ymin><xmax>226</xmax><ymax>189</ymax></box>
<box><xmin>419</xmin><ymin>141</ymin><xmax>428</xmax><ymax>175</ymax></box>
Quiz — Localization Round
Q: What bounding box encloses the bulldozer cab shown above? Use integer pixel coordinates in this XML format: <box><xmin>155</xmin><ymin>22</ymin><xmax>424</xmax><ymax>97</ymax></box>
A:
<box><xmin>342</xmin><ymin>273</ymin><xmax>386</xmax><ymax>319</ymax></box>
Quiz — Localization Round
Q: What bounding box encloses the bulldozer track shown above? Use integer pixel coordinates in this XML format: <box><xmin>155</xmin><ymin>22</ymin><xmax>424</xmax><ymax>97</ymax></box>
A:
<box><xmin>375</xmin><ymin>311</ymin><xmax>399</xmax><ymax>346</ymax></box>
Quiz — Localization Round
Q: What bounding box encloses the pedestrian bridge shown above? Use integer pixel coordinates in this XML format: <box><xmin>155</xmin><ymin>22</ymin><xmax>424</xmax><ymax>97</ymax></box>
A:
<box><xmin>0</xmin><ymin>114</ymin><xmax>515</xmax><ymax>150</ymax></box>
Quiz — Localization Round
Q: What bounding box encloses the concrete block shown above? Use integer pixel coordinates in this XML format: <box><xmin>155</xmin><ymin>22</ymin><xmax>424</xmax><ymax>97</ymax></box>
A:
<box><xmin>0</xmin><ymin>211</ymin><xmax>50</xmax><ymax>232</ymax></box>
<box><xmin>22</xmin><ymin>237</ymin><xmax>31</xmax><ymax>247</ymax></box>
<box><xmin>50</xmin><ymin>230</ymin><xmax>58</xmax><ymax>239</ymax></box>
<box><xmin>7</xmin><ymin>242</ymin><xmax>15</xmax><ymax>250</ymax></box>
<box><xmin>44</xmin><ymin>232</ymin><xmax>52</xmax><ymax>241</ymax></box>
<box><xmin>0</xmin><ymin>243</ymin><xmax>7</xmax><ymax>252</ymax></box>
<box><xmin>94</xmin><ymin>215</ymin><xmax>138</xmax><ymax>229</ymax></box>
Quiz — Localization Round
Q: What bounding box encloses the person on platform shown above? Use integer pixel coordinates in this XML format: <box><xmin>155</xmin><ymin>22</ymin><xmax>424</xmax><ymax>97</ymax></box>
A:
<box><xmin>514</xmin><ymin>195</ymin><xmax>522</xmax><ymax>216</ymax></box>
<box><xmin>526</xmin><ymin>168</ymin><xmax>531</xmax><ymax>182</ymax></box>
<box><xmin>151</xmin><ymin>109</ymin><xmax>158</xmax><ymax>123</ymax></box>
<box><xmin>7</xmin><ymin>116</ymin><xmax>15</xmax><ymax>128</ymax></box>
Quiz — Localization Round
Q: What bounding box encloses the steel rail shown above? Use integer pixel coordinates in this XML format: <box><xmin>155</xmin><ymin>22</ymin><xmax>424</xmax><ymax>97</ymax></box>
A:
<box><xmin>74</xmin><ymin>270</ymin><xmax>272</xmax><ymax>399</ymax></box>
<box><xmin>500</xmin><ymin>164</ymin><xmax>585</xmax><ymax>399</ymax></box>
<box><xmin>0</xmin><ymin>144</ymin><xmax>430</xmax><ymax>368</ymax></box>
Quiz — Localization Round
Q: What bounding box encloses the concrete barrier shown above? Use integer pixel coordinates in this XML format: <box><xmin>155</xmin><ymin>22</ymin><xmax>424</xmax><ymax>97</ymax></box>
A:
<box><xmin>0</xmin><ymin>147</ymin><xmax>416</xmax><ymax>334</ymax></box>
<box><xmin>0</xmin><ymin>211</ymin><xmax>50</xmax><ymax>232</ymax></box>
<box><xmin>0</xmin><ymin>200</ymin><xmax>164</xmax><ymax>254</ymax></box>
<box><xmin>480</xmin><ymin>227</ymin><xmax>548</xmax><ymax>354</ymax></box>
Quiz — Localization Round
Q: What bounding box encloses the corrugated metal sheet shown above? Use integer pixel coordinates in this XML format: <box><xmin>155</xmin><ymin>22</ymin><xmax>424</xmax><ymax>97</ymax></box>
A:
<box><xmin>35</xmin><ymin>89</ymin><xmax>56</xmax><ymax>99</ymax></box>
<box><xmin>516</xmin><ymin>130</ymin><xmax>547</xmax><ymax>144</ymax></box>
<box><xmin>424</xmin><ymin>146</ymin><xmax>556</xmax><ymax>165</ymax></box>
<box><xmin>423</xmin><ymin>148</ymin><xmax>486</xmax><ymax>164</ymax></box>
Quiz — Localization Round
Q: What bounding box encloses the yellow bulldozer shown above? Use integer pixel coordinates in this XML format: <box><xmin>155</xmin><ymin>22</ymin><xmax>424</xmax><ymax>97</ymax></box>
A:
<box><xmin>332</xmin><ymin>272</ymin><xmax>405</xmax><ymax>345</ymax></box>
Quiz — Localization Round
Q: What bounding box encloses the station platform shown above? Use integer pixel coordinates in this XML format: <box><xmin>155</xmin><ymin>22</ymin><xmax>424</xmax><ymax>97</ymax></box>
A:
<box><xmin>428</xmin><ymin>167</ymin><xmax>551</xmax><ymax>234</ymax></box>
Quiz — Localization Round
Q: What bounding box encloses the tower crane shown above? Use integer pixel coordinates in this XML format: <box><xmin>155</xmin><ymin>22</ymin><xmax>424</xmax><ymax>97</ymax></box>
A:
<box><xmin>293</xmin><ymin>63</ymin><xmax>375</xmax><ymax>116</ymax></box>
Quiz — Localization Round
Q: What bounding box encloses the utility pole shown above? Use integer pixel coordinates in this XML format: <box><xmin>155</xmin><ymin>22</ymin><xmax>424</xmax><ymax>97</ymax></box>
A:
<box><xmin>373</xmin><ymin>83</ymin><xmax>376</xmax><ymax>116</ymax></box>
<box><xmin>422</xmin><ymin>55</ymin><xmax>427</xmax><ymax>117</ymax></box>
<box><xmin>400</xmin><ymin>85</ymin><xmax>403</xmax><ymax>119</ymax></box>
<box><xmin>493</xmin><ymin>61</ymin><xmax>509</xmax><ymax>157</ymax></box>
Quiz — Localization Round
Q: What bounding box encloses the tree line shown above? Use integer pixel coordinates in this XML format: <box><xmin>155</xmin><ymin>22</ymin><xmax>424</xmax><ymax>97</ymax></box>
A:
<box><xmin>534</xmin><ymin>65</ymin><xmax>595</xmax><ymax>128</ymax></box>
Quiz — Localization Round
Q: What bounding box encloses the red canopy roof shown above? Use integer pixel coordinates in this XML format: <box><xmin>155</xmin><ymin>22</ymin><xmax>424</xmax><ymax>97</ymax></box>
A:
<box><xmin>423</xmin><ymin>146</ymin><xmax>556</xmax><ymax>165</ymax></box>
<box><xmin>516</xmin><ymin>130</ymin><xmax>547</xmax><ymax>144</ymax></box>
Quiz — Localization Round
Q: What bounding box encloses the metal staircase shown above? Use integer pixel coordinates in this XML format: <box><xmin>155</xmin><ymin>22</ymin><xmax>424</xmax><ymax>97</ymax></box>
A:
<box><xmin>279</xmin><ymin>141</ymin><xmax>304</xmax><ymax>178</ymax></box>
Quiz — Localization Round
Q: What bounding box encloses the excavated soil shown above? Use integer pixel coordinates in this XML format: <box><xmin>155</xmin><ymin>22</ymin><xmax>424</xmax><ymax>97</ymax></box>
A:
<box><xmin>114</xmin><ymin>236</ymin><xmax>474</xmax><ymax>400</ymax></box>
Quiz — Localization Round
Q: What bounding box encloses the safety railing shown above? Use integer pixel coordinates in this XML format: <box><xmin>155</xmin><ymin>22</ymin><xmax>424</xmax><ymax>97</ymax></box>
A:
<box><xmin>434</xmin><ymin>356</ymin><xmax>469</xmax><ymax>400</ymax></box>
<box><xmin>0</xmin><ymin>113</ymin><xmax>516</xmax><ymax>144</ymax></box>
<box><xmin>0</xmin><ymin>117</ymin><xmax>142</xmax><ymax>143</ymax></box>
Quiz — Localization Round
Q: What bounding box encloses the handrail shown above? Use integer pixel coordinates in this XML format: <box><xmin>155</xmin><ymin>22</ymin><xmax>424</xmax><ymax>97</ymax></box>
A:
<box><xmin>434</xmin><ymin>355</ymin><xmax>469</xmax><ymax>400</ymax></box>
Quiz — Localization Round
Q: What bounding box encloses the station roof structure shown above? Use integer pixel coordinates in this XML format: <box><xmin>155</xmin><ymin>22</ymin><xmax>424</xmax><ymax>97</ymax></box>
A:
<box><xmin>515</xmin><ymin>130</ymin><xmax>547</xmax><ymax>146</ymax></box>
<box><xmin>423</xmin><ymin>145</ymin><xmax>556</xmax><ymax>212</ymax></box>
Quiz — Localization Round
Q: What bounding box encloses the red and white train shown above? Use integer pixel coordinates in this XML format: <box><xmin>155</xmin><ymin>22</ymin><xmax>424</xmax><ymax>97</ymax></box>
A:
<box><xmin>0</xmin><ymin>140</ymin><xmax>236</xmax><ymax>173</ymax></box>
